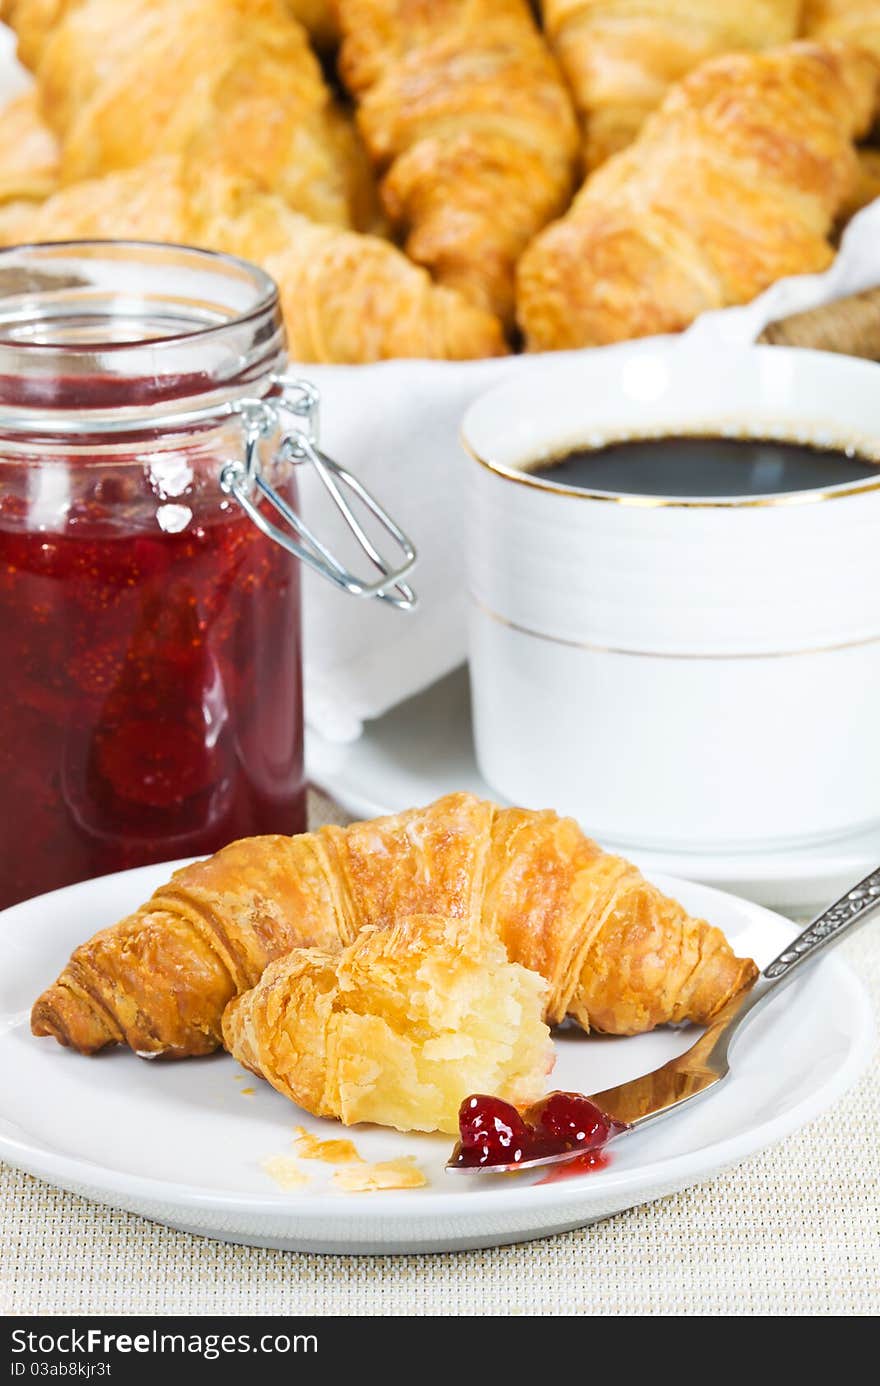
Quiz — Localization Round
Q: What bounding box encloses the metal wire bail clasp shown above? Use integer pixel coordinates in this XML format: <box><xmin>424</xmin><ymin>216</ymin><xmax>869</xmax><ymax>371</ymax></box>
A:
<box><xmin>220</xmin><ymin>377</ymin><xmax>417</xmax><ymax>611</ymax></box>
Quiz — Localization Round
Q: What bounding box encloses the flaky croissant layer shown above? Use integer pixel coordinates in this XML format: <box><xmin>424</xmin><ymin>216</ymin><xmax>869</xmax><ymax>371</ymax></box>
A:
<box><xmin>517</xmin><ymin>41</ymin><xmax>880</xmax><ymax>352</ymax></box>
<box><xmin>223</xmin><ymin>916</ymin><xmax>554</xmax><ymax>1133</ymax></box>
<box><xmin>334</xmin><ymin>0</ymin><xmax>579</xmax><ymax>326</ymax></box>
<box><xmin>0</xmin><ymin>90</ymin><xmax>59</xmax><ymax>205</ymax></box>
<box><xmin>32</xmin><ymin>793</ymin><xmax>757</xmax><ymax>1058</ymax></box>
<box><xmin>542</xmin><ymin>0</ymin><xmax>802</xmax><ymax>168</ymax></box>
<box><xmin>0</xmin><ymin>155</ymin><xmax>507</xmax><ymax>363</ymax></box>
<box><xmin>4</xmin><ymin>0</ymin><xmax>361</xmax><ymax>230</ymax></box>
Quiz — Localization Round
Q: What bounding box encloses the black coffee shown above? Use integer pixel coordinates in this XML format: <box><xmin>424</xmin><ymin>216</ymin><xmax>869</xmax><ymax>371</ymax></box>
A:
<box><xmin>527</xmin><ymin>435</ymin><xmax>879</xmax><ymax>498</ymax></box>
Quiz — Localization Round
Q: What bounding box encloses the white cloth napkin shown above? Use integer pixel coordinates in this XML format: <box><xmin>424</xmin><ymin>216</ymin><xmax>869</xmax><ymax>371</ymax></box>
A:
<box><xmin>300</xmin><ymin>199</ymin><xmax>880</xmax><ymax>742</ymax></box>
<box><xmin>297</xmin><ymin>357</ymin><xmax>509</xmax><ymax>742</ymax></box>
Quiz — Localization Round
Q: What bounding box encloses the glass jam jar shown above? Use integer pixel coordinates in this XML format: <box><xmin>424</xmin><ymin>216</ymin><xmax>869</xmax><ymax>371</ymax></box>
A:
<box><xmin>0</xmin><ymin>242</ymin><xmax>415</xmax><ymax>910</ymax></box>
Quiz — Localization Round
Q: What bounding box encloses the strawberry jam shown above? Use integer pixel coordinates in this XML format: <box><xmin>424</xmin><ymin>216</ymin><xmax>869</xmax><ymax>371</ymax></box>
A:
<box><xmin>0</xmin><ymin>242</ymin><xmax>306</xmax><ymax>910</ymax></box>
<box><xmin>0</xmin><ymin>486</ymin><xmax>304</xmax><ymax>908</ymax></box>
<box><xmin>537</xmin><ymin>1148</ymin><xmax>613</xmax><ymax>1184</ymax></box>
<box><xmin>454</xmin><ymin>1091</ymin><xmax>627</xmax><ymax>1171</ymax></box>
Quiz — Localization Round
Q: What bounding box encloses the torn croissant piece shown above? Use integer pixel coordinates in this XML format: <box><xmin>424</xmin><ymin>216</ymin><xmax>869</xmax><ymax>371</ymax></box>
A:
<box><xmin>0</xmin><ymin>156</ymin><xmax>507</xmax><ymax>362</ymax></box>
<box><xmin>223</xmin><ymin>916</ymin><xmax>554</xmax><ymax>1134</ymax></box>
<box><xmin>517</xmin><ymin>41</ymin><xmax>880</xmax><ymax>352</ymax></box>
<box><xmin>0</xmin><ymin>89</ymin><xmax>60</xmax><ymax>205</ymax></box>
<box><xmin>32</xmin><ymin>793</ymin><xmax>757</xmax><ymax>1058</ymax></box>
<box><xmin>541</xmin><ymin>0</ymin><xmax>801</xmax><ymax>169</ymax></box>
<box><xmin>333</xmin><ymin>0</ymin><xmax>579</xmax><ymax>327</ymax></box>
<box><xmin>4</xmin><ymin>0</ymin><xmax>366</xmax><ymax>230</ymax></box>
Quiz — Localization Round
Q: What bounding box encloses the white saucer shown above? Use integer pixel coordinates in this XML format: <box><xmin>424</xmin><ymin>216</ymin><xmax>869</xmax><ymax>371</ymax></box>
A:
<box><xmin>0</xmin><ymin>862</ymin><xmax>872</xmax><ymax>1252</ymax></box>
<box><xmin>306</xmin><ymin>666</ymin><xmax>880</xmax><ymax>914</ymax></box>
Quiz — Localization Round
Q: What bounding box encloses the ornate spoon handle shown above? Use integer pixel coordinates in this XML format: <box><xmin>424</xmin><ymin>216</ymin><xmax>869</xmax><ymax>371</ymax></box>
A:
<box><xmin>714</xmin><ymin>866</ymin><xmax>880</xmax><ymax>1059</ymax></box>
<box><xmin>667</xmin><ymin>867</ymin><xmax>880</xmax><ymax>1083</ymax></box>
<box><xmin>762</xmin><ymin>866</ymin><xmax>880</xmax><ymax>982</ymax></box>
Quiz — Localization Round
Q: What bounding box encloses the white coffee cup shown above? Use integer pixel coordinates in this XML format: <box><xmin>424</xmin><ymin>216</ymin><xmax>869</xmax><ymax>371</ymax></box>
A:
<box><xmin>462</xmin><ymin>342</ymin><xmax>880</xmax><ymax>853</ymax></box>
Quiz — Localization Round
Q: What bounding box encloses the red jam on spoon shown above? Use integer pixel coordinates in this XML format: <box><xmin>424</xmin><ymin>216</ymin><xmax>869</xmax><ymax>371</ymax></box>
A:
<box><xmin>454</xmin><ymin>1091</ymin><xmax>628</xmax><ymax>1172</ymax></box>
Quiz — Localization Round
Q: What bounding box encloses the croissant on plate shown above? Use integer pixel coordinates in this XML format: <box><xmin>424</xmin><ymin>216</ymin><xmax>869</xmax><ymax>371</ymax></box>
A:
<box><xmin>517</xmin><ymin>41</ymin><xmax>880</xmax><ymax>352</ymax></box>
<box><xmin>541</xmin><ymin>0</ymin><xmax>801</xmax><ymax>169</ymax></box>
<box><xmin>223</xmin><ymin>916</ymin><xmax>554</xmax><ymax>1134</ymax></box>
<box><xmin>334</xmin><ymin>0</ymin><xmax>579</xmax><ymax>326</ymax></box>
<box><xmin>0</xmin><ymin>155</ymin><xmax>506</xmax><ymax>362</ymax></box>
<box><xmin>32</xmin><ymin>793</ymin><xmax>757</xmax><ymax>1058</ymax></box>
<box><xmin>2</xmin><ymin>0</ymin><xmax>369</xmax><ymax>230</ymax></box>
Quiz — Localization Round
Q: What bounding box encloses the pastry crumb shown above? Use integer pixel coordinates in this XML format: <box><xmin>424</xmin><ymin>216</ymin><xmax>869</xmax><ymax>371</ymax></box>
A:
<box><xmin>294</xmin><ymin>1127</ymin><xmax>363</xmax><ymax>1164</ymax></box>
<box><xmin>332</xmin><ymin>1157</ymin><xmax>427</xmax><ymax>1193</ymax></box>
<box><xmin>261</xmin><ymin>1156</ymin><xmax>310</xmax><ymax>1190</ymax></box>
<box><xmin>240</xmin><ymin>1086</ymin><xmax>256</xmax><ymax>1096</ymax></box>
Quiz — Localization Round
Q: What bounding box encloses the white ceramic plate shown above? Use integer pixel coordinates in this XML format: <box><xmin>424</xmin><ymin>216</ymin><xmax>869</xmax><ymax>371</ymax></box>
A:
<box><xmin>307</xmin><ymin>666</ymin><xmax>880</xmax><ymax>914</ymax></box>
<box><xmin>0</xmin><ymin>861</ymin><xmax>872</xmax><ymax>1253</ymax></box>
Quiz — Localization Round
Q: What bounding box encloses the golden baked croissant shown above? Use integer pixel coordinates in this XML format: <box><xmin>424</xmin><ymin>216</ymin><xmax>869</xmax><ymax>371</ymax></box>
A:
<box><xmin>541</xmin><ymin>0</ymin><xmax>802</xmax><ymax>169</ymax></box>
<box><xmin>0</xmin><ymin>1</ymin><xmax>68</xmax><ymax>70</ymax></box>
<box><xmin>223</xmin><ymin>916</ymin><xmax>554</xmax><ymax>1134</ymax></box>
<box><xmin>333</xmin><ymin>0</ymin><xmax>579</xmax><ymax>326</ymax></box>
<box><xmin>284</xmin><ymin>0</ymin><xmax>336</xmax><ymax>48</ymax></box>
<box><xmin>0</xmin><ymin>89</ymin><xmax>59</xmax><ymax>204</ymax></box>
<box><xmin>517</xmin><ymin>42</ymin><xmax>880</xmax><ymax>352</ymax></box>
<box><xmin>32</xmin><ymin>793</ymin><xmax>757</xmax><ymax>1058</ymax></box>
<box><xmin>803</xmin><ymin>0</ymin><xmax>880</xmax><ymax>59</ymax></box>
<box><xmin>3</xmin><ymin>0</ymin><xmax>367</xmax><ymax>229</ymax></box>
<box><xmin>0</xmin><ymin>0</ymin><xmax>336</xmax><ymax>51</ymax></box>
<box><xmin>804</xmin><ymin>0</ymin><xmax>880</xmax><ymax>226</ymax></box>
<box><xmin>843</xmin><ymin>146</ymin><xmax>880</xmax><ymax>221</ymax></box>
<box><xmin>0</xmin><ymin>156</ymin><xmax>506</xmax><ymax>362</ymax></box>
<box><xmin>0</xmin><ymin>0</ymin><xmax>339</xmax><ymax>57</ymax></box>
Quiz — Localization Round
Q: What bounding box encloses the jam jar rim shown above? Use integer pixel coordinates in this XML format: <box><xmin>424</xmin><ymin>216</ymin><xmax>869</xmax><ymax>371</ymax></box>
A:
<box><xmin>0</xmin><ymin>239</ymin><xmax>280</xmax><ymax>354</ymax></box>
<box><xmin>0</xmin><ymin>240</ymin><xmax>286</xmax><ymax>438</ymax></box>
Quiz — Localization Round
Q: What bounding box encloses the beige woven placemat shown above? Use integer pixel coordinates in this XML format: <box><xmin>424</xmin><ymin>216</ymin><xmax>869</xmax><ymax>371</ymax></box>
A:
<box><xmin>2</xmin><ymin>790</ymin><xmax>877</xmax><ymax>1316</ymax></box>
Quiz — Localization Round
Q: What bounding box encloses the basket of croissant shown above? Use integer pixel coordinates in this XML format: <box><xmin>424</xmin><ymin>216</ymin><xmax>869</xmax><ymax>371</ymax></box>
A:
<box><xmin>1</xmin><ymin>0</ymin><xmax>878</xmax><ymax>364</ymax></box>
<box><xmin>2</xmin><ymin>2</ymin><xmax>880</xmax><ymax>730</ymax></box>
<box><xmin>3</xmin><ymin>2</ymin><xmax>878</xmax><ymax>742</ymax></box>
